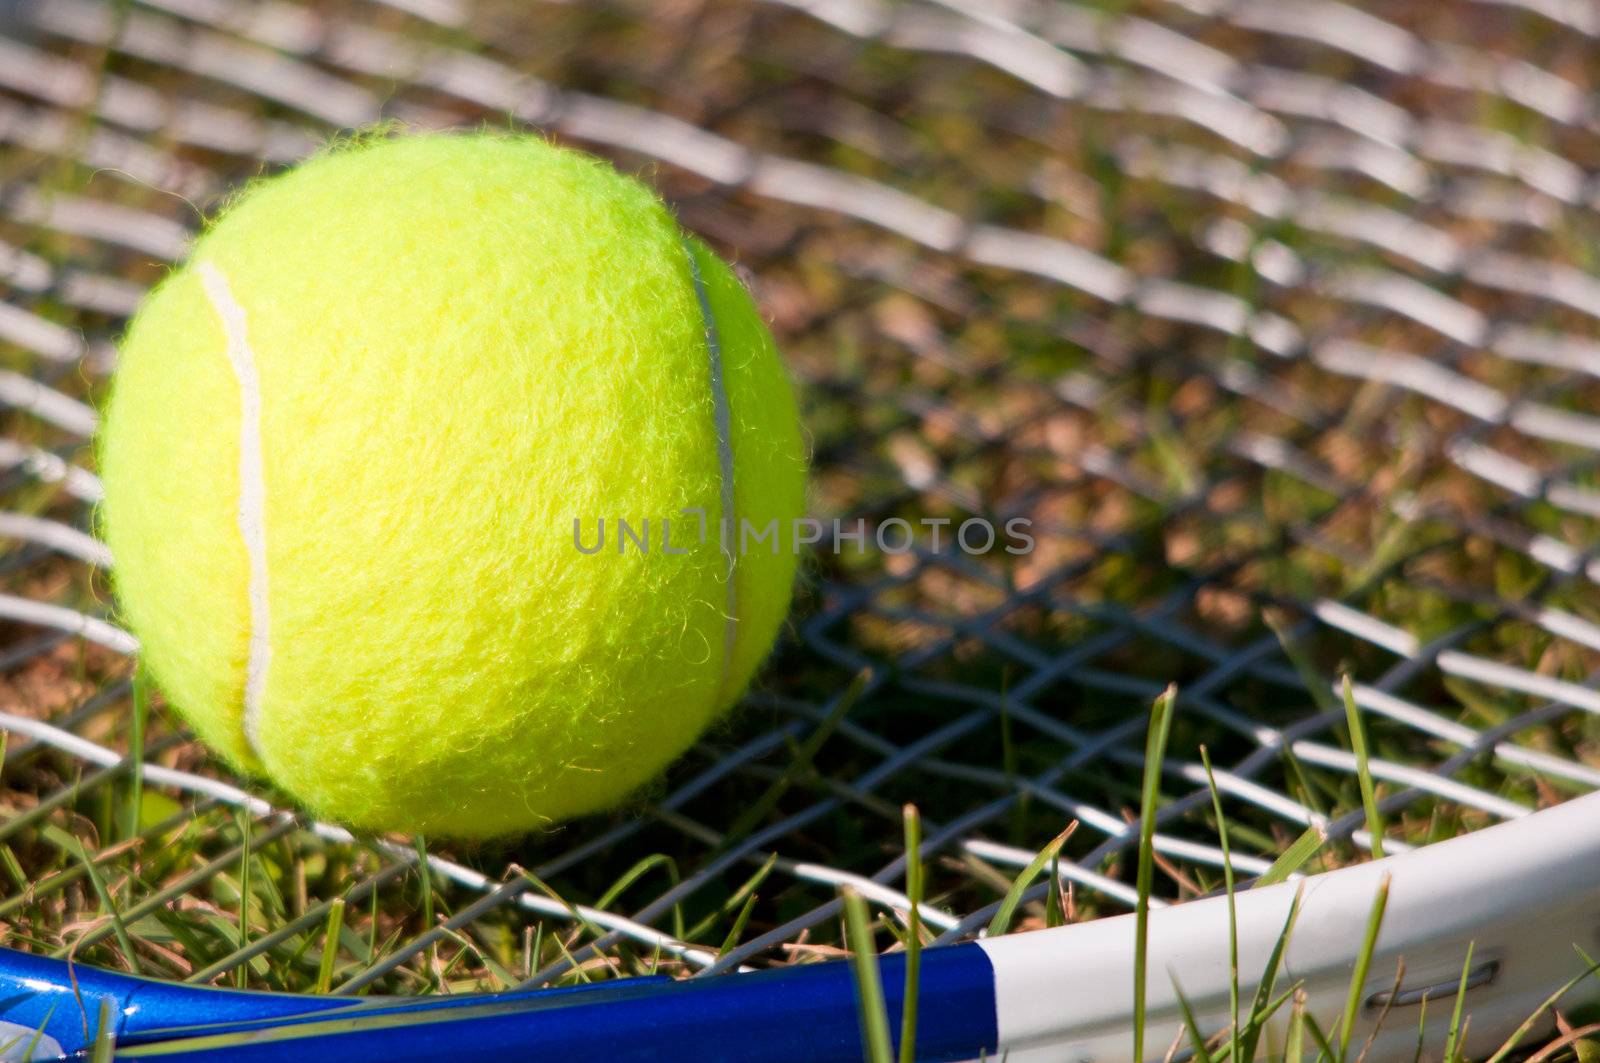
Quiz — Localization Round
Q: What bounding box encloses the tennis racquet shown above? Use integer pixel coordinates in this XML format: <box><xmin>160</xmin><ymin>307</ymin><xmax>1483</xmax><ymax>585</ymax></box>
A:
<box><xmin>0</xmin><ymin>792</ymin><xmax>1593</xmax><ymax>1060</ymax></box>
<box><xmin>0</xmin><ymin>0</ymin><xmax>1598</xmax><ymax>1060</ymax></box>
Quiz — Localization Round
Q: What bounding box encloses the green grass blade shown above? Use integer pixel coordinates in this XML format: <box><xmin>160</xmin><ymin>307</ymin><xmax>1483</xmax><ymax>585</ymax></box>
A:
<box><xmin>1305</xmin><ymin>1012</ymin><xmax>1340</xmax><ymax>1062</ymax></box>
<box><xmin>412</xmin><ymin>837</ymin><xmax>436</xmax><ymax>987</ymax></box>
<box><xmin>1342</xmin><ymin>676</ymin><xmax>1386</xmax><ymax>860</ymax></box>
<box><xmin>1482</xmin><ymin>955</ymin><xmax>1600</xmax><ymax>1063</ymax></box>
<box><xmin>366</xmin><ymin>888</ymin><xmax>379</xmax><ymax>967</ymax></box>
<box><xmin>1250</xmin><ymin>982</ymin><xmax>1303</xmax><ymax>1037</ymax></box>
<box><xmin>1253</xmin><ymin>825</ymin><xmax>1326</xmax><ymax>889</ymax></box>
<box><xmin>516</xmin><ymin>869</ymin><xmax>635</xmax><ymax>982</ymax></box>
<box><xmin>547</xmin><ymin>932</ymin><xmax>591</xmax><ymax>985</ymax></box>
<box><xmin>14</xmin><ymin>1004</ymin><xmax>55</xmax><ymax>1063</ymax></box>
<box><xmin>1338</xmin><ymin>875</ymin><xmax>1390</xmax><ymax>1060</ymax></box>
<box><xmin>1171</xmin><ymin>975</ymin><xmax>1217</xmax><ymax>1063</ymax></box>
<box><xmin>900</xmin><ymin>804</ymin><xmax>923</xmax><ymax>1063</ymax></box>
<box><xmin>74</xmin><ymin>838</ymin><xmax>140</xmax><ymax>976</ymax></box>
<box><xmin>1046</xmin><ymin>850</ymin><xmax>1067</xmax><ymax>927</ymax></box>
<box><xmin>716</xmin><ymin>890</ymin><xmax>761</xmax><ymax>959</ymax></box>
<box><xmin>842</xmin><ymin>888</ymin><xmax>894</xmax><ymax>1063</ymax></box>
<box><xmin>987</xmin><ymin>822</ymin><xmax>1075</xmax><ymax>937</ymax></box>
<box><xmin>413</xmin><ymin>836</ymin><xmax>434</xmax><ymax>931</ymax></box>
<box><xmin>686</xmin><ymin>854</ymin><xmax>776</xmax><ymax>942</ymax></box>
<box><xmin>436</xmin><ymin>924</ymin><xmax>517</xmax><ymax>990</ymax></box>
<box><xmin>89</xmin><ymin>997</ymin><xmax>114</xmax><ymax>1063</ymax></box>
<box><xmin>315</xmin><ymin>897</ymin><xmax>346</xmax><ymax>994</ymax></box>
<box><xmin>1442</xmin><ymin>942</ymin><xmax>1475</xmax><ymax>1063</ymax></box>
<box><xmin>0</xmin><ymin>844</ymin><xmax>26</xmax><ymax>892</ymax></box>
<box><xmin>595</xmin><ymin>854</ymin><xmax>678</xmax><ymax>913</ymax></box>
<box><xmin>1133</xmin><ymin>684</ymin><xmax>1177</xmax><ymax>1063</ymax></box>
<box><xmin>1199</xmin><ymin>747</ymin><xmax>1240</xmax><ymax>1063</ymax></box>
<box><xmin>1238</xmin><ymin>887</ymin><xmax>1303</xmax><ymax>1063</ymax></box>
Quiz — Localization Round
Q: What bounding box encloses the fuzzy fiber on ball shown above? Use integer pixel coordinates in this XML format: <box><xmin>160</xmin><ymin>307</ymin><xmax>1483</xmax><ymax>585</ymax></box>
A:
<box><xmin>98</xmin><ymin>131</ymin><xmax>806</xmax><ymax>838</ymax></box>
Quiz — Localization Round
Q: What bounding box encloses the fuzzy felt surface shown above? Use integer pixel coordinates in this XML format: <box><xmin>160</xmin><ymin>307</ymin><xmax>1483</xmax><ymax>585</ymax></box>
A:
<box><xmin>97</xmin><ymin>132</ymin><xmax>806</xmax><ymax>838</ymax></box>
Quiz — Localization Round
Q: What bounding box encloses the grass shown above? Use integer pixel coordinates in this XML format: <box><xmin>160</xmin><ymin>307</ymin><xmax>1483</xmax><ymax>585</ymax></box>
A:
<box><xmin>899</xmin><ymin>804</ymin><xmax>922</xmax><ymax>1063</ymax></box>
<box><xmin>1200</xmin><ymin>746</ymin><xmax>1241</xmax><ymax>1063</ymax></box>
<box><xmin>1134</xmin><ymin>685</ymin><xmax>1179</xmax><ymax>1063</ymax></box>
<box><xmin>314</xmin><ymin>896</ymin><xmax>345</xmax><ymax>994</ymax></box>
<box><xmin>986</xmin><ymin>821</ymin><xmax>1076</xmax><ymax>938</ymax></box>
<box><xmin>843</xmin><ymin>888</ymin><xmax>893</xmax><ymax>1063</ymax></box>
<box><xmin>1341</xmin><ymin>676</ymin><xmax>1386</xmax><ymax>862</ymax></box>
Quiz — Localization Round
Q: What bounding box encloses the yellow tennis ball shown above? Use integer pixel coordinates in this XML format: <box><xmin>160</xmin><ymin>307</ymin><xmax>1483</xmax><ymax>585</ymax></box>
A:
<box><xmin>98</xmin><ymin>131</ymin><xmax>806</xmax><ymax>838</ymax></box>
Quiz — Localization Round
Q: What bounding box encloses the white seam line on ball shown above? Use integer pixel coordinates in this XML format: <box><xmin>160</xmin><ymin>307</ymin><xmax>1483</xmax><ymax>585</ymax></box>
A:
<box><xmin>198</xmin><ymin>260</ymin><xmax>272</xmax><ymax>759</ymax></box>
<box><xmin>683</xmin><ymin>241</ymin><xmax>739</xmax><ymax>702</ymax></box>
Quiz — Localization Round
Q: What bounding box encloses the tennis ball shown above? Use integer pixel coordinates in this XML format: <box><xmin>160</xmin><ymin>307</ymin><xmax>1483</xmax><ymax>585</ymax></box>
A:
<box><xmin>98</xmin><ymin>131</ymin><xmax>806</xmax><ymax>838</ymax></box>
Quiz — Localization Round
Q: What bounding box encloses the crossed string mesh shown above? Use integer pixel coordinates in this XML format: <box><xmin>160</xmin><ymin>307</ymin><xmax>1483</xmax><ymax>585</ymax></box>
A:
<box><xmin>0</xmin><ymin>0</ymin><xmax>1596</xmax><ymax>996</ymax></box>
